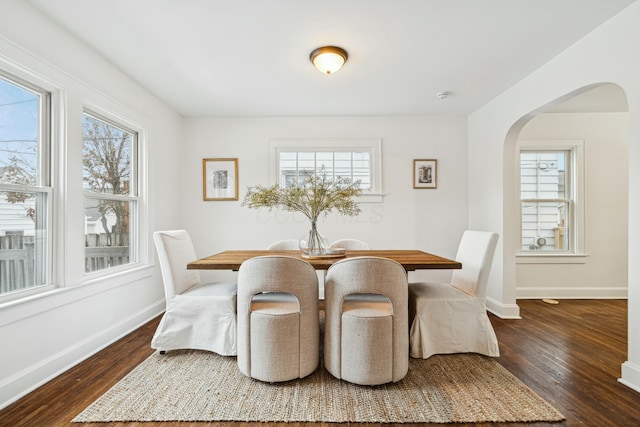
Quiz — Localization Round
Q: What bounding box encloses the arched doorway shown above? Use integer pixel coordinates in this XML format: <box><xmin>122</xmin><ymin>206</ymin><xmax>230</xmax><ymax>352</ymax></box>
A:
<box><xmin>508</xmin><ymin>84</ymin><xmax>629</xmax><ymax>299</ymax></box>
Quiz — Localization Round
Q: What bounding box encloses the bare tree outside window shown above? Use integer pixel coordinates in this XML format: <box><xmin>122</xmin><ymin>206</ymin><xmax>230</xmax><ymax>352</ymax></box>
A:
<box><xmin>83</xmin><ymin>112</ymin><xmax>137</xmax><ymax>272</ymax></box>
<box><xmin>0</xmin><ymin>73</ymin><xmax>49</xmax><ymax>295</ymax></box>
<box><xmin>83</xmin><ymin>114</ymin><xmax>131</xmax><ymax>245</ymax></box>
<box><xmin>0</xmin><ymin>77</ymin><xmax>38</xmax><ymax>220</ymax></box>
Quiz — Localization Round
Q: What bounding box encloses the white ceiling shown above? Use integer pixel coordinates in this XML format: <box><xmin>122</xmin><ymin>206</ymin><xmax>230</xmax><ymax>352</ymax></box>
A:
<box><xmin>26</xmin><ymin>0</ymin><xmax>634</xmax><ymax>117</ymax></box>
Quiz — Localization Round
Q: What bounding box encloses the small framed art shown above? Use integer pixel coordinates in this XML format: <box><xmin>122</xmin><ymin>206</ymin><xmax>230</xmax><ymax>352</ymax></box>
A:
<box><xmin>413</xmin><ymin>159</ymin><xmax>437</xmax><ymax>189</ymax></box>
<box><xmin>202</xmin><ymin>158</ymin><xmax>239</xmax><ymax>201</ymax></box>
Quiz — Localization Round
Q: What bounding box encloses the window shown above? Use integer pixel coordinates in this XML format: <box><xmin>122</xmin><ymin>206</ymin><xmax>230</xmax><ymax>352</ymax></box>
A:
<box><xmin>83</xmin><ymin>111</ymin><xmax>138</xmax><ymax>273</ymax></box>
<box><xmin>278</xmin><ymin>151</ymin><xmax>370</xmax><ymax>188</ymax></box>
<box><xmin>269</xmin><ymin>139</ymin><xmax>382</xmax><ymax>201</ymax></box>
<box><xmin>0</xmin><ymin>72</ymin><xmax>52</xmax><ymax>298</ymax></box>
<box><xmin>518</xmin><ymin>140</ymin><xmax>584</xmax><ymax>256</ymax></box>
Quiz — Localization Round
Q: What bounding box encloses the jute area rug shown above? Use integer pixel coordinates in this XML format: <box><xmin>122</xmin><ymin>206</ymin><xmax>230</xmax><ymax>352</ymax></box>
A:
<box><xmin>73</xmin><ymin>349</ymin><xmax>564</xmax><ymax>423</ymax></box>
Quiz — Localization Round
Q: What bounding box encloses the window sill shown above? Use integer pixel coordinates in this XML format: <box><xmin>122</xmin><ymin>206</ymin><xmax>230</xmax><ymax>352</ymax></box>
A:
<box><xmin>357</xmin><ymin>193</ymin><xmax>383</xmax><ymax>203</ymax></box>
<box><xmin>516</xmin><ymin>253</ymin><xmax>588</xmax><ymax>264</ymax></box>
<box><xmin>0</xmin><ymin>265</ymin><xmax>154</xmax><ymax>326</ymax></box>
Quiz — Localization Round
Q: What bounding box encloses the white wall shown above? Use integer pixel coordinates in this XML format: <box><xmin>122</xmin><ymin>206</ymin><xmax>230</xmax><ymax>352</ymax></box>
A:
<box><xmin>3</xmin><ymin>0</ymin><xmax>639</xmax><ymax>410</ymax></box>
<box><xmin>0</xmin><ymin>1</ymin><xmax>183</xmax><ymax>408</ymax></box>
<box><xmin>468</xmin><ymin>2</ymin><xmax>640</xmax><ymax>391</ymax></box>
<box><xmin>516</xmin><ymin>112</ymin><xmax>628</xmax><ymax>298</ymax></box>
<box><xmin>182</xmin><ymin>116</ymin><xmax>469</xmax><ymax>285</ymax></box>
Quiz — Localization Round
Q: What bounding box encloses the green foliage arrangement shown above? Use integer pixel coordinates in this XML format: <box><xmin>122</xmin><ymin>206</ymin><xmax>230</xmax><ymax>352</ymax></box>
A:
<box><xmin>242</xmin><ymin>171</ymin><xmax>362</xmax><ymax>222</ymax></box>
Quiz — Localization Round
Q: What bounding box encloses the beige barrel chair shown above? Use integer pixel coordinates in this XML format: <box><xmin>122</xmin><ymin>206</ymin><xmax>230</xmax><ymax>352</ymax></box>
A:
<box><xmin>324</xmin><ymin>256</ymin><xmax>408</xmax><ymax>385</ymax></box>
<box><xmin>237</xmin><ymin>256</ymin><xmax>319</xmax><ymax>382</ymax></box>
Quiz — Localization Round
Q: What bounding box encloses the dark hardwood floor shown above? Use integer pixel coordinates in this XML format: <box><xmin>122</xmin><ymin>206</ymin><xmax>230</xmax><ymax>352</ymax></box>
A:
<box><xmin>1</xmin><ymin>299</ymin><xmax>639</xmax><ymax>427</ymax></box>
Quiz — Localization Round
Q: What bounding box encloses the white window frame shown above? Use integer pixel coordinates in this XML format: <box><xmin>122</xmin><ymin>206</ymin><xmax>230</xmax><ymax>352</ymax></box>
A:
<box><xmin>82</xmin><ymin>108</ymin><xmax>142</xmax><ymax>277</ymax></box>
<box><xmin>0</xmin><ymin>70</ymin><xmax>55</xmax><ymax>303</ymax></box>
<box><xmin>269</xmin><ymin>138</ymin><xmax>383</xmax><ymax>203</ymax></box>
<box><xmin>516</xmin><ymin>139</ymin><xmax>587</xmax><ymax>264</ymax></box>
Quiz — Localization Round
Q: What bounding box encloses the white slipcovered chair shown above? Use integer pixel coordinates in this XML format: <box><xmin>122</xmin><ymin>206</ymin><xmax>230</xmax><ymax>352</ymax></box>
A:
<box><xmin>267</xmin><ymin>239</ymin><xmax>299</xmax><ymax>250</ymax></box>
<box><xmin>408</xmin><ymin>230</ymin><xmax>500</xmax><ymax>359</ymax></box>
<box><xmin>329</xmin><ymin>239</ymin><xmax>372</xmax><ymax>250</ymax></box>
<box><xmin>324</xmin><ymin>256</ymin><xmax>408</xmax><ymax>385</ymax></box>
<box><xmin>151</xmin><ymin>230</ymin><xmax>237</xmax><ymax>356</ymax></box>
<box><xmin>237</xmin><ymin>256</ymin><xmax>319</xmax><ymax>382</ymax></box>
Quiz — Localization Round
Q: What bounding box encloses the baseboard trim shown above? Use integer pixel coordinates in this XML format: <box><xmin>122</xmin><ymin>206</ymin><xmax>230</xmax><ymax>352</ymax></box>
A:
<box><xmin>486</xmin><ymin>297</ymin><xmax>521</xmax><ymax>319</ymax></box>
<box><xmin>620</xmin><ymin>361</ymin><xmax>640</xmax><ymax>393</ymax></box>
<box><xmin>0</xmin><ymin>300</ymin><xmax>165</xmax><ymax>410</ymax></box>
<box><xmin>516</xmin><ymin>287</ymin><xmax>627</xmax><ymax>299</ymax></box>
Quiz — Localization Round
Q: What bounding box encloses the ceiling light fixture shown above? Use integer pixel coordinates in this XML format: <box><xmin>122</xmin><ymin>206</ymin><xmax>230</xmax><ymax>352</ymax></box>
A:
<box><xmin>310</xmin><ymin>46</ymin><xmax>348</xmax><ymax>75</ymax></box>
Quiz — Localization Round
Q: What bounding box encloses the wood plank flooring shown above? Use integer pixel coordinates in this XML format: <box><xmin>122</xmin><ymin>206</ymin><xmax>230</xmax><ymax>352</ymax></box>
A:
<box><xmin>1</xmin><ymin>299</ymin><xmax>639</xmax><ymax>427</ymax></box>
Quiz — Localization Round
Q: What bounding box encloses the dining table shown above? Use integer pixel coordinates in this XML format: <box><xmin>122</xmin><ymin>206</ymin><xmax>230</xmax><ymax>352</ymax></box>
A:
<box><xmin>187</xmin><ymin>249</ymin><xmax>461</xmax><ymax>271</ymax></box>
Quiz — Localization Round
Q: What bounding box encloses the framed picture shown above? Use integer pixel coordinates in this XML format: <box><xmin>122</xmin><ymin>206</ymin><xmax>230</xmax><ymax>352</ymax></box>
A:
<box><xmin>202</xmin><ymin>158</ymin><xmax>238</xmax><ymax>201</ymax></box>
<box><xmin>413</xmin><ymin>159</ymin><xmax>437</xmax><ymax>189</ymax></box>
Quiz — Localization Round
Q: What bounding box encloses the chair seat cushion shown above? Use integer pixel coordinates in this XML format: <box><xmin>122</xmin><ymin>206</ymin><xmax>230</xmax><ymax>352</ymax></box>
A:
<box><xmin>343</xmin><ymin>293</ymin><xmax>392</xmax><ymax>317</ymax></box>
<box><xmin>152</xmin><ymin>282</ymin><xmax>237</xmax><ymax>355</ymax></box>
<box><xmin>408</xmin><ymin>281</ymin><xmax>498</xmax><ymax>359</ymax></box>
<box><xmin>182</xmin><ymin>281</ymin><xmax>238</xmax><ymax>297</ymax></box>
<box><xmin>408</xmin><ymin>281</ymin><xmax>471</xmax><ymax>300</ymax></box>
<box><xmin>251</xmin><ymin>292</ymin><xmax>299</xmax><ymax>315</ymax></box>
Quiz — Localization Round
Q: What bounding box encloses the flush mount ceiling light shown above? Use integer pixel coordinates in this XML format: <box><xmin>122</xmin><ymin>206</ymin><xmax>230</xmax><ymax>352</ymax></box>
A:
<box><xmin>309</xmin><ymin>46</ymin><xmax>348</xmax><ymax>75</ymax></box>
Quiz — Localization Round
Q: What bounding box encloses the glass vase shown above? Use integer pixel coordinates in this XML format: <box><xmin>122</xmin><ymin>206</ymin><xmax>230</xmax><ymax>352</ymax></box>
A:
<box><xmin>299</xmin><ymin>221</ymin><xmax>329</xmax><ymax>257</ymax></box>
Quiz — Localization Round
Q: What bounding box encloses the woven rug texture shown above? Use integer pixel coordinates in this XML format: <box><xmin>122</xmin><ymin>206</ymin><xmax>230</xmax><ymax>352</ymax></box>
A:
<box><xmin>73</xmin><ymin>349</ymin><xmax>564</xmax><ymax>423</ymax></box>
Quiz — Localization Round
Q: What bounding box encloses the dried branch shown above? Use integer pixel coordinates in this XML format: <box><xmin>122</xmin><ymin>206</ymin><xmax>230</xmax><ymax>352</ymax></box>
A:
<box><xmin>242</xmin><ymin>169</ymin><xmax>362</xmax><ymax>221</ymax></box>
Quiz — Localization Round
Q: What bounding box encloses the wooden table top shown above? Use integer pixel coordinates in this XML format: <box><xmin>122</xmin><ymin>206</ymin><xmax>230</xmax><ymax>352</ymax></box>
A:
<box><xmin>187</xmin><ymin>249</ymin><xmax>461</xmax><ymax>271</ymax></box>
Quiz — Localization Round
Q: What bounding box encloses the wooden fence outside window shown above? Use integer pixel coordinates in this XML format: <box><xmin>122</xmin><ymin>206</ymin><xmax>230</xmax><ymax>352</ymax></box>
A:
<box><xmin>0</xmin><ymin>232</ymin><xmax>130</xmax><ymax>294</ymax></box>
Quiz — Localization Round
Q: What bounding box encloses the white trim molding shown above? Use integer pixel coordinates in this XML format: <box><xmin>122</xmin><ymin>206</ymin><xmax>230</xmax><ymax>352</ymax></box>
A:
<box><xmin>620</xmin><ymin>361</ymin><xmax>640</xmax><ymax>394</ymax></box>
<box><xmin>0</xmin><ymin>299</ymin><xmax>164</xmax><ymax>410</ymax></box>
<box><xmin>486</xmin><ymin>297</ymin><xmax>521</xmax><ymax>319</ymax></box>
<box><xmin>516</xmin><ymin>286</ymin><xmax>627</xmax><ymax>299</ymax></box>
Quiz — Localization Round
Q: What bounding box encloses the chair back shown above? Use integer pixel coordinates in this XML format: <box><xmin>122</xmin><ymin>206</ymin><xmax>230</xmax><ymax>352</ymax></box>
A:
<box><xmin>267</xmin><ymin>239</ymin><xmax>300</xmax><ymax>250</ymax></box>
<box><xmin>451</xmin><ymin>230</ymin><xmax>499</xmax><ymax>298</ymax></box>
<box><xmin>329</xmin><ymin>239</ymin><xmax>372</xmax><ymax>250</ymax></box>
<box><xmin>237</xmin><ymin>255</ymin><xmax>318</xmax><ymax>303</ymax></box>
<box><xmin>153</xmin><ymin>230</ymin><xmax>202</xmax><ymax>298</ymax></box>
<box><xmin>325</xmin><ymin>256</ymin><xmax>406</xmax><ymax>299</ymax></box>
